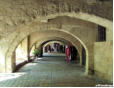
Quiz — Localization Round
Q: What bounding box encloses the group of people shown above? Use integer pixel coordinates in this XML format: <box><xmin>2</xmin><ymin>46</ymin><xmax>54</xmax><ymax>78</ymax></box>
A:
<box><xmin>32</xmin><ymin>43</ymin><xmax>77</xmax><ymax>62</ymax></box>
<box><xmin>45</xmin><ymin>43</ymin><xmax>65</xmax><ymax>53</ymax></box>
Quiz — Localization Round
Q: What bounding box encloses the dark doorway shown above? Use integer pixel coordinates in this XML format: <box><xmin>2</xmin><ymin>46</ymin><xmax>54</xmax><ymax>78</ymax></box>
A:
<box><xmin>82</xmin><ymin>47</ymin><xmax>86</xmax><ymax>66</ymax></box>
<box><xmin>70</xmin><ymin>46</ymin><xmax>78</xmax><ymax>61</ymax></box>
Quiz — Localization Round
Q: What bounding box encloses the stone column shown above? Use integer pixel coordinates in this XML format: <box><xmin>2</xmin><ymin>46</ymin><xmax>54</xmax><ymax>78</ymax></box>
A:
<box><xmin>39</xmin><ymin>44</ymin><xmax>43</xmax><ymax>57</ymax></box>
<box><xmin>12</xmin><ymin>51</ymin><xmax>16</xmax><ymax>72</ymax></box>
<box><xmin>27</xmin><ymin>36</ymin><xmax>30</xmax><ymax>61</ymax></box>
<box><xmin>79</xmin><ymin>46</ymin><xmax>82</xmax><ymax>66</ymax></box>
<box><xmin>85</xmin><ymin>43</ymin><xmax>94</xmax><ymax>75</ymax></box>
<box><xmin>0</xmin><ymin>51</ymin><xmax>6</xmax><ymax>72</ymax></box>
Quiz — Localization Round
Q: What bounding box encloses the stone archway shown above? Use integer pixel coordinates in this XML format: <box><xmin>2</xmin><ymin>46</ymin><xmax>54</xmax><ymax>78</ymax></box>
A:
<box><xmin>5</xmin><ymin>29</ymin><xmax>88</xmax><ymax>75</ymax></box>
<box><xmin>29</xmin><ymin>36</ymin><xmax>82</xmax><ymax>65</ymax></box>
<box><xmin>0</xmin><ymin>11</ymin><xmax>111</xmax><ymax>77</ymax></box>
<box><xmin>30</xmin><ymin>37</ymin><xmax>70</xmax><ymax>51</ymax></box>
<box><xmin>42</xmin><ymin>40</ymin><xmax>67</xmax><ymax>53</ymax></box>
<box><xmin>1</xmin><ymin>12</ymin><xmax>112</xmax><ymax>43</ymax></box>
<box><xmin>0</xmin><ymin>0</ymin><xmax>112</xmax><ymax>83</ymax></box>
<box><xmin>36</xmin><ymin>12</ymin><xmax>112</xmax><ymax>28</ymax></box>
<box><xmin>29</xmin><ymin>35</ymin><xmax>82</xmax><ymax>58</ymax></box>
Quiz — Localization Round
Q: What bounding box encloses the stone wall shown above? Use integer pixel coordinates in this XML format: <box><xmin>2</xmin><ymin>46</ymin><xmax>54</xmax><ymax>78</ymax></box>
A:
<box><xmin>0</xmin><ymin>0</ymin><xmax>112</xmax><ymax>83</ymax></box>
<box><xmin>94</xmin><ymin>42</ymin><xmax>113</xmax><ymax>83</ymax></box>
<box><xmin>15</xmin><ymin>37</ymin><xmax>28</xmax><ymax>65</ymax></box>
<box><xmin>0</xmin><ymin>0</ymin><xmax>112</xmax><ymax>38</ymax></box>
<box><xmin>0</xmin><ymin>20</ymin><xmax>103</xmax><ymax>74</ymax></box>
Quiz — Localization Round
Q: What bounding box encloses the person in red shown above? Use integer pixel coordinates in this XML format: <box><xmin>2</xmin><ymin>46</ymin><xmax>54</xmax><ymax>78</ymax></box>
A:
<box><xmin>65</xmin><ymin>45</ymin><xmax>71</xmax><ymax>62</ymax></box>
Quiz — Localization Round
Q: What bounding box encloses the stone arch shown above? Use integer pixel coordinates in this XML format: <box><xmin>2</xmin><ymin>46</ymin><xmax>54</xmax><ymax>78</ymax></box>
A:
<box><xmin>36</xmin><ymin>12</ymin><xmax>112</xmax><ymax>28</ymax></box>
<box><xmin>5</xmin><ymin>29</ymin><xmax>88</xmax><ymax>74</ymax></box>
<box><xmin>29</xmin><ymin>37</ymin><xmax>81</xmax><ymax>63</ymax></box>
<box><xmin>4</xmin><ymin>11</ymin><xmax>112</xmax><ymax>74</ymax></box>
<box><xmin>29</xmin><ymin>35</ymin><xmax>82</xmax><ymax>61</ymax></box>
<box><xmin>30</xmin><ymin>37</ymin><xmax>69</xmax><ymax>52</ymax></box>
<box><xmin>1</xmin><ymin>12</ymin><xmax>112</xmax><ymax>42</ymax></box>
<box><xmin>2</xmin><ymin>11</ymin><xmax>112</xmax><ymax>54</ymax></box>
<box><xmin>2</xmin><ymin>12</ymin><xmax>112</xmax><ymax>51</ymax></box>
<box><xmin>42</xmin><ymin>40</ymin><xmax>67</xmax><ymax>53</ymax></box>
<box><xmin>30</xmin><ymin>37</ymin><xmax>70</xmax><ymax>51</ymax></box>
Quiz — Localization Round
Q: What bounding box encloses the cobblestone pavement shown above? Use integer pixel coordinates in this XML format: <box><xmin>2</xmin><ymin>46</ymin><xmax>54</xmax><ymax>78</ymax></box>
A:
<box><xmin>0</xmin><ymin>56</ymin><xmax>111</xmax><ymax>87</ymax></box>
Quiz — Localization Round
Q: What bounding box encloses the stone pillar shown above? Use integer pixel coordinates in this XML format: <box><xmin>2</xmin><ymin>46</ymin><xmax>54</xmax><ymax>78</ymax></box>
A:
<box><xmin>39</xmin><ymin>44</ymin><xmax>43</xmax><ymax>57</ymax></box>
<box><xmin>6</xmin><ymin>54</ymin><xmax>14</xmax><ymax>72</ymax></box>
<box><xmin>27</xmin><ymin>36</ymin><xmax>30</xmax><ymax>61</ymax></box>
<box><xmin>0</xmin><ymin>51</ymin><xmax>6</xmax><ymax>72</ymax></box>
<box><xmin>85</xmin><ymin>43</ymin><xmax>94</xmax><ymax>75</ymax></box>
<box><xmin>35</xmin><ymin>43</ymin><xmax>37</xmax><ymax>49</ymax></box>
<box><xmin>43</xmin><ymin>45</ymin><xmax>45</xmax><ymax>53</ymax></box>
<box><xmin>79</xmin><ymin>47</ymin><xmax>82</xmax><ymax>66</ymax></box>
<box><xmin>12</xmin><ymin>51</ymin><xmax>16</xmax><ymax>72</ymax></box>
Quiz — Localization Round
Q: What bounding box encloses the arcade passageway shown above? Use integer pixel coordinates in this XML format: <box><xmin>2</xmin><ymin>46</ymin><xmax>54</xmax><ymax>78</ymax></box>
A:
<box><xmin>0</xmin><ymin>54</ymin><xmax>111</xmax><ymax>87</ymax></box>
<box><xmin>0</xmin><ymin>0</ymin><xmax>113</xmax><ymax>87</ymax></box>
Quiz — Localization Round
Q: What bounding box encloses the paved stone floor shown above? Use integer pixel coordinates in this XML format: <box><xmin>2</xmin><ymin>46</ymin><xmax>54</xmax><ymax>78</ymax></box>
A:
<box><xmin>43</xmin><ymin>53</ymin><xmax>66</xmax><ymax>56</ymax></box>
<box><xmin>0</xmin><ymin>56</ymin><xmax>112</xmax><ymax>87</ymax></box>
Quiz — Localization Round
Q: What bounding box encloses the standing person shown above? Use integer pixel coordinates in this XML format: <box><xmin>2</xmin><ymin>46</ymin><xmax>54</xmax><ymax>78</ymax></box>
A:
<box><xmin>65</xmin><ymin>45</ymin><xmax>71</xmax><ymax>62</ymax></box>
